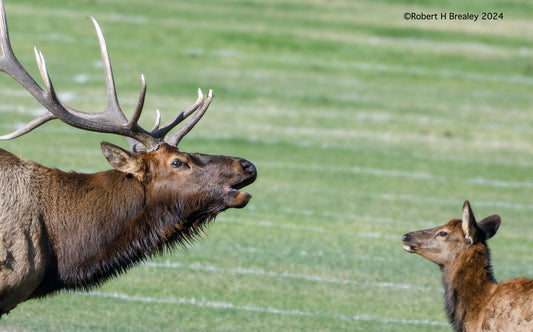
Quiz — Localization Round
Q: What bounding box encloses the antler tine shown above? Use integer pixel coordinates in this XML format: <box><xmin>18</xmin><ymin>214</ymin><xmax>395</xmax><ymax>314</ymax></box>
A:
<box><xmin>0</xmin><ymin>113</ymin><xmax>56</xmax><ymax>140</ymax></box>
<box><xmin>150</xmin><ymin>88</ymin><xmax>204</xmax><ymax>138</ymax></box>
<box><xmin>151</xmin><ymin>109</ymin><xmax>162</xmax><ymax>131</ymax></box>
<box><xmin>0</xmin><ymin>0</ymin><xmax>9</xmax><ymax>58</ymax></box>
<box><xmin>125</xmin><ymin>76</ymin><xmax>154</xmax><ymax>153</ymax></box>
<box><xmin>165</xmin><ymin>89</ymin><xmax>214</xmax><ymax>146</ymax></box>
<box><xmin>91</xmin><ymin>17</ymin><xmax>126</xmax><ymax>121</ymax></box>
<box><xmin>128</xmin><ymin>74</ymin><xmax>147</xmax><ymax>127</ymax></box>
<box><xmin>34</xmin><ymin>47</ymin><xmax>64</xmax><ymax>110</ymax></box>
<box><xmin>0</xmin><ymin>0</ymin><xmax>17</xmax><ymax>70</ymax></box>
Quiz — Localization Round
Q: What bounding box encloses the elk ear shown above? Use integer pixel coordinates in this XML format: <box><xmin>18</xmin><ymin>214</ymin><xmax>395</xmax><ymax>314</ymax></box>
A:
<box><xmin>101</xmin><ymin>142</ymin><xmax>146</xmax><ymax>178</ymax></box>
<box><xmin>478</xmin><ymin>215</ymin><xmax>501</xmax><ymax>240</ymax></box>
<box><xmin>461</xmin><ymin>200</ymin><xmax>477</xmax><ymax>245</ymax></box>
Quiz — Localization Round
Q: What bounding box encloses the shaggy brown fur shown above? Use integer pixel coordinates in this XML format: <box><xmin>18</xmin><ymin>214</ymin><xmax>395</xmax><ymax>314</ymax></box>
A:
<box><xmin>0</xmin><ymin>143</ymin><xmax>256</xmax><ymax>316</ymax></box>
<box><xmin>402</xmin><ymin>201</ymin><xmax>533</xmax><ymax>332</ymax></box>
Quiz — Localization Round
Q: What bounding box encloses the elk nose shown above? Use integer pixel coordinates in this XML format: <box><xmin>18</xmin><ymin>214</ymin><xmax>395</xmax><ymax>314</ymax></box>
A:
<box><xmin>240</xmin><ymin>159</ymin><xmax>257</xmax><ymax>176</ymax></box>
<box><xmin>401</xmin><ymin>233</ymin><xmax>410</xmax><ymax>242</ymax></box>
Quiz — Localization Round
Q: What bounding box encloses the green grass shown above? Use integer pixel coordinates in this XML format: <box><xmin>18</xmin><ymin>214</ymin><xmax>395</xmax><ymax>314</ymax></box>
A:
<box><xmin>1</xmin><ymin>0</ymin><xmax>533</xmax><ymax>330</ymax></box>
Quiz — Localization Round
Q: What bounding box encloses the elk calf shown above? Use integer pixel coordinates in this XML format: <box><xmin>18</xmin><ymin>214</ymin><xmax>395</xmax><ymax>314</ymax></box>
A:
<box><xmin>402</xmin><ymin>201</ymin><xmax>533</xmax><ymax>332</ymax></box>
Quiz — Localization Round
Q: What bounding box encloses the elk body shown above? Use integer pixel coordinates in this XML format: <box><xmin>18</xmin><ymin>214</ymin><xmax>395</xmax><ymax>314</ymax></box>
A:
<box><xmin>402</xmin><ymin>201</ymin><xmax>533</xmax><ymax>332</ymax></box>
<box><xmin>0</xmin><ymin>0</ymin><xmax>256</xmax><ymax>316</ymax></box>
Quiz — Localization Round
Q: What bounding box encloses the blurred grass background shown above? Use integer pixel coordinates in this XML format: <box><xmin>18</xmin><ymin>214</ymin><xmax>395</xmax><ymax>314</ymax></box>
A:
<box><xmin>0</xmin><ymin>0</ymin><xmax>532</xmax><ymax>331</ymax></box>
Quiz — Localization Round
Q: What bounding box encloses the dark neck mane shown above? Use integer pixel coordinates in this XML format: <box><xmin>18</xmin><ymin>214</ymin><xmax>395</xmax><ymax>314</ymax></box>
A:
<box><xmin>442</xmin><ymin>243</ymin><xmax>497</xmax><ymax>332</ymax></box>
<box><xmin>35</xmin><ymin>169</ymin><xmax>215</xmax><ymax>295</ymax></box>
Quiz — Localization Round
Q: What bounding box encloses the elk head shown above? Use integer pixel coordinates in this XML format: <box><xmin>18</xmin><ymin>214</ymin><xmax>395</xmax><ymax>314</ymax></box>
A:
<box><xmin>0</xmin><ymin>0</ymin><xmax>256</xmax><ymax>228</ymax></box>
<box><xmin>401</xmin><ymin>201</ymin><xmax>500</xmax><ymax>267</ymax></box>
<box><xmin>102</xmin><ymin>142</ymin><xmax>256</xmax><ymax>214</ymax></box>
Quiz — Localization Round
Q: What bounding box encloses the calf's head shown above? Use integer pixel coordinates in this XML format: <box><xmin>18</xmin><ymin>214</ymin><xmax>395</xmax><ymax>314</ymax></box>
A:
<box><xmin>401</xmin><ymin>201</ymin><xmax>501</xmax><ymax>267</ymax></box>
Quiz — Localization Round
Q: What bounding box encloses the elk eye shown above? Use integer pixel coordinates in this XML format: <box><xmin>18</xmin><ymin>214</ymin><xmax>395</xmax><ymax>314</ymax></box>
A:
<box><xmin>438</xmin><ymin>231</ymin><xmax>448</xmax><ymax>237</ymax></box>
<box><xmin>171</xmin><ymin>159</ymin><xmax>188</xmax><ymax>169</ymax></box>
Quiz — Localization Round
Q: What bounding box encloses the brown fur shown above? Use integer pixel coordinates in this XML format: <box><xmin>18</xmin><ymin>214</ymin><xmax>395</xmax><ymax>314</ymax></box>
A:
<box><xmin>402</xmin><ymin>201</ymin><xmax>533</xmax><ymax>332</ymax></box>
<box><xmin>0</xmin><ymin>143</ymin><xmax>256</xmax><ymax>316</ymax></box>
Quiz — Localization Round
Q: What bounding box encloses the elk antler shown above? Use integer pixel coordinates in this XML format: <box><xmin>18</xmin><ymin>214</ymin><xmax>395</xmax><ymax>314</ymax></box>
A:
<box><xmin>0</xmin><ymin>0</ymin><xmax>212</xmax><ymax>152</ymax></box>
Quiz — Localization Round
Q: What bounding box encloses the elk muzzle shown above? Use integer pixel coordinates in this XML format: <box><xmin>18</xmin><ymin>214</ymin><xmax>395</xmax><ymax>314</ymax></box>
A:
<box><xmin>401</xmin><ymin>233</ymin><xmax>418</xmax><ymax>253</ymax></box>
<box><xmin>224</xmin><ymin>158</ymin><xmax>257</xmax><ymax>208</ymax></box>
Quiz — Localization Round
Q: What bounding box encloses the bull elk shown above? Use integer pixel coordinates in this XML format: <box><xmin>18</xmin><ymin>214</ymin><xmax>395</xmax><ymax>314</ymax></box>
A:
<box><xmin>402</xmin><ymin>201</ymin><xmax>533</xmax><ymax>332</ymax></box>
<box><xmin>0</xmin><ymin>0</ymin><xmax>256</xmax><ymax>316</ymax></box>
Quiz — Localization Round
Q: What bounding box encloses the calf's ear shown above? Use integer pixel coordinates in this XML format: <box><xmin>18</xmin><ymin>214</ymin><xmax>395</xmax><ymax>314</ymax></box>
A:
<box><xmin>462</xmin><ymin>200</ymin><xmax>477</xmax><ymax>245</ymax></box>
<box><xmin>478</xmin><ymin>215</ymin><xmax>501</xmax><ymax>240</ymax></box>
<box><xmin>101</xmin><ymin>141</ymin><xmax>146</xmax><ymax>179</ymax></box>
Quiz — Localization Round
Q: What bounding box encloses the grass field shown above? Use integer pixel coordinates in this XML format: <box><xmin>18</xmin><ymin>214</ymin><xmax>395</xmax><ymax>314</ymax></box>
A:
<box><xmin>1</xmin><ymin>0</ymin><xmax>533</xmax><ymax>331</ymax></box>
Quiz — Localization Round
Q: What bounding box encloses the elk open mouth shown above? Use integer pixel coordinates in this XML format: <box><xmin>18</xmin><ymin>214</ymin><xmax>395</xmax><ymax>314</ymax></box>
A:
<box><xmin>224</xmin><ymin>159</ymin><xmax>256</xmax><ymax>208</ymax></box>
<box><xmin>401</xmin><ymin>234</ymin><xmax>417</xmax><ymax>253</ymax></box>
<box><xmin>231</xmin><ymin>172</ymin><xmax>256</xmax><ymax>191</ymax></box>
<box><xmin>224</xmin><ymin>187</ymin><xmax>251</xmax><ymax>208</ymax></box>
<box><xmin>403</xmin><ymin>244</ymin><xmax>417</xmax><ymax>253</ymax></box>
<box><xmin>225</xmin><ymin>175</ymin><xmax>256</xmax><ymax>208</ymax></box>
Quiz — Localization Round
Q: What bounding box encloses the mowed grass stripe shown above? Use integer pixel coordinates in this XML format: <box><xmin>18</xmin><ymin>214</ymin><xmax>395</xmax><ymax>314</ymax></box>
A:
<box><xmin>78</xmin><ymin>291</ymin><xmax>448</xmax><ymax>327</ymax></box>
<box><xmin>143</xmin><ymin>261</ymin><xmax>441</xmax><ymax>292</ymax></box>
